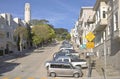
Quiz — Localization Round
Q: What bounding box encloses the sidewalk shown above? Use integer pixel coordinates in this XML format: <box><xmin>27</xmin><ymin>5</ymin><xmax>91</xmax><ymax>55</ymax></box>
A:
<box><xmin>0</xmin><ymin>48</ymin><xmax>34</xmax><ymax>62</ymax></box>
<box><xmin>72</xmin><ymin>42</ymin><xmax>101</xmax><ymax>77</ymax></box>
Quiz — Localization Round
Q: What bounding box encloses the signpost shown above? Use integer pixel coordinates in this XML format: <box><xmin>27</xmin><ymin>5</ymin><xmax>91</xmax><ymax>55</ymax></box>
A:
<box><xmin>85</xmin><ymin>32</ymin><xmax>95</xmax><ymax>77</ymax></box>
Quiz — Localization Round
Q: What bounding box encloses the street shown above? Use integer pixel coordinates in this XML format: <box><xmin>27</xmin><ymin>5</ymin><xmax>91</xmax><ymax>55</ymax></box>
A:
<box><xmin>0</xmin><ymin>43</ymin><xmax>99</xmax><ymax>79</ymax></box>
<box><xmin>0</xmin><ymin>43</ymin><xmax>60</xmax><ymax>79</ymax></box>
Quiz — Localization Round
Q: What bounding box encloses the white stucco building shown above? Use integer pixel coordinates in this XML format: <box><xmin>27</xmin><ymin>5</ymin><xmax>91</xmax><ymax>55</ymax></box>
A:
<box><xmin>0</xmin><ymin>13</ymin><xmax>18</xmax><ymax>54</ymax></box>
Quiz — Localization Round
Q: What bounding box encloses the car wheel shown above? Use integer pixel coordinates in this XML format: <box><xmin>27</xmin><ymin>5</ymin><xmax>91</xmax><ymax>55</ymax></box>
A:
<box><xmin>50</xmin><ymin>72</ymin><xmax>56</xmax><ymax>77</ymax></box>
<box><xmin>74</xmin><ymin>73</ymin><xmax>79</xmax><ymax>78</ymax></box>
<box><xmin>80</xmin><ymin>72</ymin><xmax>83</xmax><ymax>77</ymax></box>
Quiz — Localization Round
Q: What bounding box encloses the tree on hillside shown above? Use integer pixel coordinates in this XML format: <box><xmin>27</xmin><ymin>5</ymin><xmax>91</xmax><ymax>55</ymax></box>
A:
<box><xmin>30</xmin><ymin>19</ymin><xmax>49</xmax><ymax>25</ymax></box>
<box><xmin>48</xmin><ymin>27</ymin><xmax>56</xmax><ymax>41</ymax></box>
<box><xmin>54</xmin><ymin>28</ymin><xmax>68</xmax><ymax>34</ymax></box>
<box><xmin>32</xmin><ymin>24</ymin><xmax>55</xmax><ymax>47</ymax></box>
<box><xmin>54</xmin><ymin>28</ymin><xmax>69</xmax><ymax>40</ymax></box>
<box><xmin>66</xmin><ymin>33</ymin><xmax>71</xmax><ymax>40</ymax></box>
<box><xmin>14</xmin><ymin>26</ymin><xmax>28</xmax><ymax>51</ymax></box>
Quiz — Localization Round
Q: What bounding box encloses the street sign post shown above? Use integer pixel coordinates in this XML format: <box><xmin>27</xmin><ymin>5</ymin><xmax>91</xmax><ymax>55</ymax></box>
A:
<box><xmin>85</xmin><ymin>32</ymin><xmax>95</xmax><ymax>77</ymax></box>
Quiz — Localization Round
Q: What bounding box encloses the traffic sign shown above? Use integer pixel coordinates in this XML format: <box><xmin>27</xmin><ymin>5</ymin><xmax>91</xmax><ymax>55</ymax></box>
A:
<box><xmin>80</xmin><ymin>44</ymin><xmax>86</xmax><ymax>49</ymax></box>
<box><xmin>86</xmin><ymin>42</ymin><xmax>94</xmax><ymax>48</ymax></box>
<box><xmin>86</xmin><ymin>32</ymin><xmax>95</xmax><ymax>41</ymax></box>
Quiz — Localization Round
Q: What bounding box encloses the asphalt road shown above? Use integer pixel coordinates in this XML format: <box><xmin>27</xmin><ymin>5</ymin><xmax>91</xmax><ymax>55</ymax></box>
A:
<box><xmin>0</xmin><ymin>43</ymin><xmax>89</xmax><ymax>79</ymax></box>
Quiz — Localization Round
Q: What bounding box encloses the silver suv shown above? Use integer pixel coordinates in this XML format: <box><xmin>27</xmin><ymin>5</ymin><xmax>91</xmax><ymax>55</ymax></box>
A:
<box><xmin>46</xmin><ymin>61</ymin><xmax>83</xmax><ymax>78</ymax></box>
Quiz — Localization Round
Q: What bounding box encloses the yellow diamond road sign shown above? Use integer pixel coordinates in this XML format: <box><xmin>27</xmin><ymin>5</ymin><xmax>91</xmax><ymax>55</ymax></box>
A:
<box><xmin>86</xmin><ymin>32</ymin><xmax>95</xmax><ymax>41</ymax></box>
<box><xmin>86</xmin><ymin>42</ymin><xmax>95</xmax><ymax>48</ymax></box>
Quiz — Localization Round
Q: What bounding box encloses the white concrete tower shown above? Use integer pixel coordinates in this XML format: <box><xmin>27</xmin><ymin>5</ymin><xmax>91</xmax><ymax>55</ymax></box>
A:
<box><xmin>24</xmin><ymin>3</ymin><xmax>31</xmax><ymax>23</ymax></box>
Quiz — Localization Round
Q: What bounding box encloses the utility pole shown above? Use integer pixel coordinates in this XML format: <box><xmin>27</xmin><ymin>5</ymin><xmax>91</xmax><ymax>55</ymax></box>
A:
<box><xmin>104</xmin><ymin>31</ymin><xmax>107</xmax><ymax>79</ymax></box>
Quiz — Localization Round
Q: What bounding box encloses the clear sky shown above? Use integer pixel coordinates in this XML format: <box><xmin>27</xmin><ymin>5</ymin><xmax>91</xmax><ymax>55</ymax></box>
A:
<box><xmin>0</xmin><ymin>0</ymin><xmax>96</xmax><ymax>31</ymax></box>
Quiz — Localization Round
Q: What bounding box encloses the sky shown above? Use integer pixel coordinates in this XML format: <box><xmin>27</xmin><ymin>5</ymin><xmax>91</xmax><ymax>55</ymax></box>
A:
<box><xmin>0</xmin><ymin>0</ymin><xmax>96</xmax><ymax>32</ymax></box>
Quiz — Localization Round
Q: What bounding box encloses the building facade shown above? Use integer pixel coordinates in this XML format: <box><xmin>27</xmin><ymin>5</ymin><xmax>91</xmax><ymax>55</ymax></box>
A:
<box><xmin>0</xmin><ymin>13</ymin><xmax>18</xmax><ymax>54</ymax></box>
<box><xmin>0</xmin><ymin>2</ymin><xmax>31</xmax><ymax>55</ymax></box>
<box><xmin>93</xmin><ymin>0</ymin><xmax>108</xmax><ymax>57</ymax></box>
<box><xmin>105</xmin><ymin>0</ymin><xmax>120</xmax><ymax>70</ymax></box>
<box><xmin>71</xmin><ymin>0</ymin><xmax>120</xmax><ymax>75</ymax></box>
<box><xmin>0</xmin><ymin>13</ymin><xmax>28</xmax><ymax>55</ymax></box>
<box><xmin>72</xmin><ymin>21</ymin><xmax>80</xmax><ymax>46</ymax></box>
<box><xmin>78</xmin><ymin>7</ymin><xmax>94</xmax><ymax>50</ymax></box>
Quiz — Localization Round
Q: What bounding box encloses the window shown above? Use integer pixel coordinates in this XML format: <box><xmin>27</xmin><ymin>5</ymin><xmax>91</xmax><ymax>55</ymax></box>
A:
<box><xmin>63</xmin><ymin>65</ymin><xmax>71</xmax><ymax>69</ymax></box>
<box><xmin>50</xmin><ymin>64</ymin><xmax>62</xmax><ymax>68</ymax></box>
<box><xmin>107</xmin><ymin>47</ymin><xmax>110</xmax><ymax>55</ymax></box>
<box><xmin>64</xmin><ymin>59</ymin><xmax>69</xmax><ymax>62</ymax></box>
<box><xmin>0</xmin><ymin>24</ymin><xmax>4</xmax><ymax>29</ymax></box>
<box><xmin>114</xmin><ymin>12</ymin><xmax>118</xmax><ymax>31</ymax></box>
<box><xmin>6</xmin><ymin>20</ymin><xmax>9</xmax><ymax>25</ymax></box>
<box><xmin>103</xmin><ymin>11</ymin><xmax>106</xmax><ymax>18</ymax></box>
<box><xmin>103</xmin><ymin>31</ymin><xmax>106</xmax><ymax>40</ymax></box>
<box><xmin>13</xmin><ymin>36</ymin><xmax>17</xmax><ymax>42</ymax></box>
<box><xmin>101</xmin><ymin>33</ymin><xmax>103</xmax><ymax>43</ymax></box>
<box><xmin>57</xmin><ymin>59</ymin><xmax>62</xmax><ymax>62</ymax></box>
<box><xmin>107</xmin><ymin>26</ymin><xmax>110</xmax><ymax>35</ymax></box>
<box><xmin>6</xmin><ymin>32</ymin><xmax>10</xmax><ymax>38</ymax></box>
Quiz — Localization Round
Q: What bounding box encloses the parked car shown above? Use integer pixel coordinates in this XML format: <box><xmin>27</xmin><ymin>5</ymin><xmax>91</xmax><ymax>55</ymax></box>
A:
<box><xmin>59</xmin><ymin>46</ymin><xmax>74</xmax><ymax>50</ymax></box>
<box><xmin>54</xmin><ymin>56</ymin><xmax>88</xmax><ymax>68</ymax></box>
<box><xmin>60</xmin><ymin>49</ymin><xmax>80</xmax><ymax>57</ymax></box>
<box><xmin>53</xmin><ymin>52</ymin><xmax>72</xmax><ymax>60</ymax></box>
<box><xmin>62</xmin><ymin>40</ymin><xmax>70</xmax><ymax>45</ymax></box>
<box><xmin>46</xmin><ymin>61</ymin><xmax>83</xmax><ymax>78</ymax></box>
<box><xmin>53</xmin><ymin>50</ymin><xmax>79</xmax><ymax>60</ymax></box>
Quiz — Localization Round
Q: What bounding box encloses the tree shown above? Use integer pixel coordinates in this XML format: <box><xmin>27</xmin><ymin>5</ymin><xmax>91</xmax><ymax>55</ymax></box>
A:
<box><xmin>30</xmin><ymin>19</ymin><xmax>49</xmax><ymax>25</ymax></box>
<box><xmin>66</xmin><ymin>33</ymin><xmax>71</xmax><ymax>40</ymax></box>
<box><xmin>48</xmin><ymin>26</ymin><xmax>56</xmax><ymax>41</ymax></box>
<box><xmin>14</xmin><ymin>26</ymin><xmax>28</xmax><ymax>51</ymax></box>
<box><xmin>54</xmin><ymin>28</ymin><xmax>69</xmax><ymax>41</ymax></box>
<box><xmin>54</xmin><ymin>28</ymin><xmax>68</xmax><ymax>34</ymax></box>
<box><xmin>32</xmin><ymin>24</ymin><xmax>55</xmax><ymax>47</ymax></box>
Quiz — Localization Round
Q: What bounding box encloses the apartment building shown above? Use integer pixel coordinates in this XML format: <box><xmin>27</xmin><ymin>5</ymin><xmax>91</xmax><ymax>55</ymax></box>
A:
<box><xmin>0</xmin><ymin>15</ymin><xmax>7</xmax><ymax>55</ymax></box>
<box><xmin>14</xmin><ymin>18</ymin><xmax>27</xmax><ymax>28</ymax></box>
<box><xmin>105</xmin><ymin>0</ymin><xmax>120</xmax><ymax>70</ymax></box>
<box><xmin>70</xmin><ymin>28</ymin><xmax>74</xmax><ymax>43</ymax></box>
<box><xmin>0</xmin><ymin>13</ymin><xmax>28</xmax><ymax>55</ymax></box>
<box><xmin>14</xmin><ymin>18</ymin><xmax>28</xmax><ymax>51</ymax></box>
<box><xmin>87</xmin><ymin>0</ymin><xmax>120</xmax><ymax>73</ymax></box>
<box><xmin>0</xmin><ymin>13</ymin><xmax>18</xmax><ymax>54</ymax></box>
<box><xmin>78</xmin><ymin>7</ymin><xmax>94</xmax><ymax>50</ymax></box>
<box><xmin>93</xmin><ymin>0</ymin><xmax>108</xmax><ymax>58</ymax></box>
<box><xmin>71</xmin><ymin>0</ymin><xmax>120</xmax><ymax>75</ymax></box>
<box><xmin>71</xmin><ymin>21</ymin><xmax>80</xmax><ymax>46</ymax></box>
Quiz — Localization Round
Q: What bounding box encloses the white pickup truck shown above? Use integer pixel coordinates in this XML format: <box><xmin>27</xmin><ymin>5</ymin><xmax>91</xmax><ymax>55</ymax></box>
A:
<box><xmin>54</xmin><ymin>56</ymin><xmax>88</xmax><ymax>68</ymax></box>
<box><xmin>45</xmin><ymin>56</ymin><xmax>88</xmax><ymax>68</ymax></box>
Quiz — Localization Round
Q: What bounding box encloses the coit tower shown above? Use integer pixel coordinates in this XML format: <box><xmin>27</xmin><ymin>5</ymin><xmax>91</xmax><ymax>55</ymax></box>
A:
<box><xmin>24</xmin><ymin>3</ymin><xmax>31</xmax><ymax>23</ymax></box>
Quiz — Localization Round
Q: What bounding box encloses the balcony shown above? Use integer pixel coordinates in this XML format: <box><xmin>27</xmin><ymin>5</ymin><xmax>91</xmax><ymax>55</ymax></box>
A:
<box><xmin>87</xmin><ymin>13</ymin><xmax>95</xmax><ymax>24</ymax></box>
<box><xmin>87</xmin><ymin>18</ymin><xmax>95</xmax><ymax>24</ymax></box>
<box><xmin>94</xmin><ymin>18</ymin><xmax>107</xmax><ymax>32</ymax></box>
<box><xmin>87</xmin><ymin>14</ymin><xmax>95</xmax><ymax>24</ymax></box>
